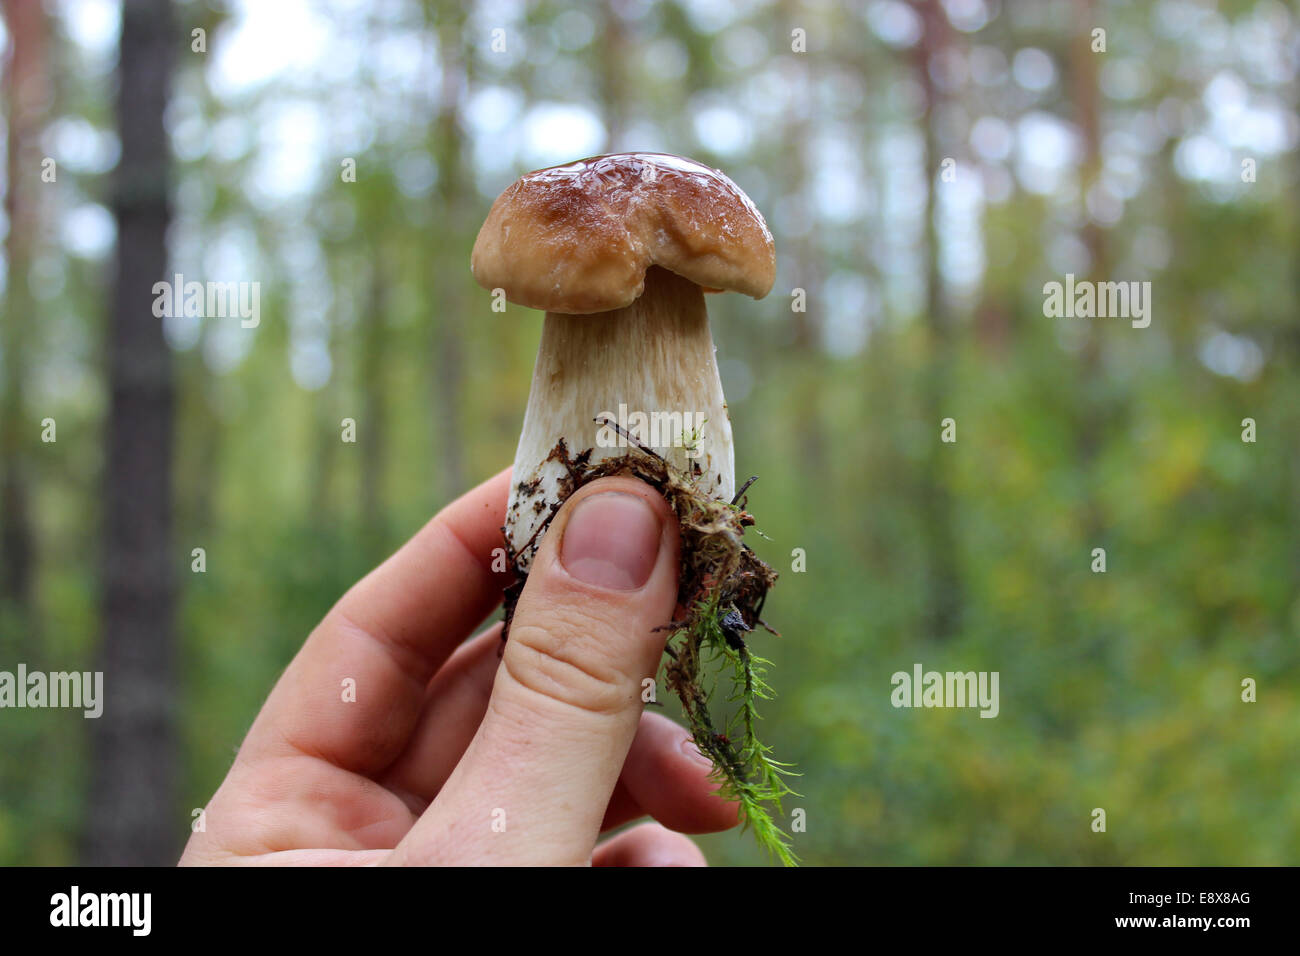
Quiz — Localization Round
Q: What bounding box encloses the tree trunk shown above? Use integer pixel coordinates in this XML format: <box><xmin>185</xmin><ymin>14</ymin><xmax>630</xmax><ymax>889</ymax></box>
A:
<box><xmin>83</xmin><ymin>0</ymin><xmax>178</xmax><ymax>866</ymax></box>
<box><xmin>0</xmin><ymin>0</ymin><xmax>48</xmax><ymax>658</ymax></box>
<box><xmin>779</xmin><ymin>0</ymin><xmax>829</xmax><ymax>478</ymax></box>
<box><xmin>431</xmin><ymin>2</ymin><xmax>467</xmax><ymax>501</ymax></box>
<box><xmin>914</xmin><ymin>0</ymin><xmax>963</xmax><ymax>641</ymax></box>
<box><xmin>359</xmin><ymin>259</ymin><xmax>388</xmax><ymax>550</ymax></box>
<box><xmin>1069</xmin><ymin>0</ymin><xmax>1106</xmax><ymax>543</ymax></box>
<box><xmin>598</xmin><ymin>3</ymin><xmax>629</xmax><ymax>150</ymax></box>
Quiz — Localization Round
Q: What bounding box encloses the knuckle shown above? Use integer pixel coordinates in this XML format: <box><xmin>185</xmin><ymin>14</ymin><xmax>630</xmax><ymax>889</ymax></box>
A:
<box><xmin>503</xmin><ymin>614</ymin><xmax>638</xmax><ymax>718</ymax></box>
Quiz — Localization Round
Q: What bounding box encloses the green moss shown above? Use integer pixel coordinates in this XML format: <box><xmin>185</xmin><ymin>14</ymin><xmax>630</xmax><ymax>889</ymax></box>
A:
<box><xmin>664</xmin><ymin>591</ymin><xmax>799</xmax><ymax>866</ymax></box>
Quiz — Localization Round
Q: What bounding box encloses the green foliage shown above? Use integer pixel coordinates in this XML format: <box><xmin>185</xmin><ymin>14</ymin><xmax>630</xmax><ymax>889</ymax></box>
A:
<box><xmin>668</xmin><ymin>591</ymin><xmax>799</xmax><ymax>866</ymax></box>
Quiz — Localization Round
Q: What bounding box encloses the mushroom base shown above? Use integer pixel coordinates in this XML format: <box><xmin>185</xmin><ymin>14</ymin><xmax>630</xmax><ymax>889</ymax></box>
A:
<box><xmin>499</xmin><ymin>438</ymin><xmax>797</xmax><ymax>866</ymax></box>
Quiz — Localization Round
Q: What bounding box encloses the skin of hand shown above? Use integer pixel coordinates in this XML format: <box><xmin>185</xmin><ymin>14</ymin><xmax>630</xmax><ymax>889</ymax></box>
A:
<box><xmin>179</xmin><ymin>469</ymin><xmax>738</xmax><ymax>866</ymax></box>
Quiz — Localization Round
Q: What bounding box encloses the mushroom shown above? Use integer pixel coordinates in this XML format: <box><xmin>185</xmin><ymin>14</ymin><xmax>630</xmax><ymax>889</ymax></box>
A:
<box><xmin>471</xmin><ymin>152</ymin><xmax>775</xmax><ymax>573</ymax></box>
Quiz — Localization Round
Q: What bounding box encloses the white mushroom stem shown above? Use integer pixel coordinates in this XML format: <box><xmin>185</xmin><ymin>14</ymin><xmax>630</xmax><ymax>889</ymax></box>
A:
<box><xmin>507</xmin><ymin>266</ymin><xmax>735</xmax><ymax>571</ymax></box>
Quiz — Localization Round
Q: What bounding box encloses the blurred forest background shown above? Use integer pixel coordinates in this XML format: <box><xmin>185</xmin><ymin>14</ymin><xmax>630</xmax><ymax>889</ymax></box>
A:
<box><xmin>1</xmin><ymin>0</ymin><xmax>1298</xmax><ymax>866</ymax></box>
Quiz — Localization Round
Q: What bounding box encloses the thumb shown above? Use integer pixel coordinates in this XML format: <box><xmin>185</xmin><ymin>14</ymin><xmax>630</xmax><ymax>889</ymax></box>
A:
<box><xmin>390</xmin><ymin>475</ymin><xmax>680</xmax><ymax>865</ymax></box>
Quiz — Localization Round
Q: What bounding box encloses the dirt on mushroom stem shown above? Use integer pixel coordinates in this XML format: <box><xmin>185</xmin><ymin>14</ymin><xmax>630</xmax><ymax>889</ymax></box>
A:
<box><xmin>498</xmin><ymin>432</ymin><xmax>799</xmax><ymax>866</ymax></box>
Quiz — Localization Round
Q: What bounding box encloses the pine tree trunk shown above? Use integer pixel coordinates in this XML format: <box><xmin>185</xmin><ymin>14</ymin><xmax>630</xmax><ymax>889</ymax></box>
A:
<box><xmin>360</xmin><ymin>259</ymin><xmax>388</xmax><ymax>549</ymax></box>
<box><xmin>915</xmin><ymin>0</ymin><xmax>962</xmax><ymax>641</ymax></box>
<box><xmin>83</xmin><ymin>0</ymin><xmax>178</xmax><ymax>866</ymax></box>
<box><xmin>431</xmin><ymin>3</ymin><xmax>467</xmax><ymax>501</ymax></box>
<box><xmin>0</xmin><ymin>0</ymin><xmax>48</xmax><ymax>659</ymax></box>
<box><xmin>1070</xmin><ymin>0</ymin><xmax>1106</xmax><ymax>543</ymax></box>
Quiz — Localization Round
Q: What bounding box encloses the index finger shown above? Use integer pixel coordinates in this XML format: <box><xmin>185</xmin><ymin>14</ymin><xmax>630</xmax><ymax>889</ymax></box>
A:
<box><xmin>241</xmin><ymin>467</ymin><xmax>514</xmax><ymax>776</ymax></box>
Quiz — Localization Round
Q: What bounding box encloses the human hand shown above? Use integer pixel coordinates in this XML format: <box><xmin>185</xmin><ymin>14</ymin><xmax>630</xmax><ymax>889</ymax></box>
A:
<box><xmin>180</xmin><ymin>469</ymin><xmax>737</xmax><ymax>866</ymax></box>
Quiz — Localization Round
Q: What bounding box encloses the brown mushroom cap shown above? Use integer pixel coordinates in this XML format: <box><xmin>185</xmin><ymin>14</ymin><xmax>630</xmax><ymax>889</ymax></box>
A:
<box><xmin>471</xmin><ymin>152</ymin><xmax>776</xmax><ymax>315</ymax></box>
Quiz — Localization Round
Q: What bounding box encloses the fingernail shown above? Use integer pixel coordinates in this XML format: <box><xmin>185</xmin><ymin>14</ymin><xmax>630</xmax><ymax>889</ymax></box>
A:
<box><xmin>561</xmin><ymin>492</ymin><xmax>663</xmax><ymax>590</ymax></box>
<box><xmin>681</xmin><ymin>736</ymin><xmax>714</xmax><ymax>769</ymax></box>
